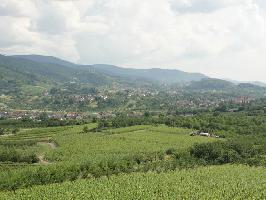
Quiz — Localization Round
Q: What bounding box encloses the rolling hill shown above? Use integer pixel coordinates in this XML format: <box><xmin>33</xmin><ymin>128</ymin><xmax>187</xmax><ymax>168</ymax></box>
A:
<box><xmin>12</xmin><ymin>54</ymin><xmax>208</xmax><ymax>84</ymax></box>
<box><xmin>1</xmin><ymin>54</ymin><xmax>265</xmax><ymax>96</ymax></box>
<box><xmin>1</xmin><ymin>54</ymin><xmax>266</xmax><ymax>111</ymax></box>
<box><xmin>0</xmin><ymin>54</ymin><xmax>112</xmax><ymax>86</ymax></box>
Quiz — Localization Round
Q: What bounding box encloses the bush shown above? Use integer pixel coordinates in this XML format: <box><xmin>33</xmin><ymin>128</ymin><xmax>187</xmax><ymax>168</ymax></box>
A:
<box><xmin>11</xmin><ymin>128</ymin><xmax>19</xmax><ymax>134</ymax></box>
<box><xmin>190</xmin><ymin>140</ymin><xmax>259</xmax><ymax>165</ymax></box>
<box><xmin>83</xmin><ymin>126</ymin><xmax>89</xmax><ymax>133</ymax></box>
<box><xmin>0</xmin><ymin>128</ymin><xmax>4</xmax><ymax>135</ymax></box>
<box><xmin>0</xmin><ymin>147</ymin><xmax>38</xmax><ymax>163</ymax></box>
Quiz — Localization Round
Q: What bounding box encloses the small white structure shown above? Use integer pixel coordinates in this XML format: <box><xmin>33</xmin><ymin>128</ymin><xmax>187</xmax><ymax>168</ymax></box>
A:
<box><xmin>190</xmin><ymin>131</ymin><xmax>219</xmax><ymax>138</ymax></box>
<box><xmin>199</xmin><ymin>132</ymin><xmax>211</xmax><ymax>137</ymax></box>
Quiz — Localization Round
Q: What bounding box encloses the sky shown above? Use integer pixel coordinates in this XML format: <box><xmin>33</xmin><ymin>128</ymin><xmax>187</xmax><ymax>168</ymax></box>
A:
<box><xmin>0</xmin><ymin>0</ymin><xmax>266</xmax><ymax>82</ymax></box>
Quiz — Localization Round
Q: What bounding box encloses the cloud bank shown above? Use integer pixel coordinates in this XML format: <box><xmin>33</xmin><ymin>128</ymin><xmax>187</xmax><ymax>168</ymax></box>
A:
<box><xmin>0</xmin><ymin>0</ymin><xmax>266</xmax><ymax>81</ymax></box>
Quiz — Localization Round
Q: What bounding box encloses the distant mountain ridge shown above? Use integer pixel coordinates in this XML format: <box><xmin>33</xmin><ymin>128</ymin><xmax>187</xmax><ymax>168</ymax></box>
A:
<box><xmin>187</xmin><ymin>78</ymin><xmax>235</xmax><ymax>90</ymax></box>
<box><xmin>247</xmin><ymin>81</ymin><xmax>266</xmax><ymax>88</ymax></box>
<box><xmin>13</xmin><ymin>54</ymin><xmax>208</xmax><ymax>84</ymax></box>
<box><xmin>186</xmin><ymin>78</ymin><xmax>266</xmax><ymax>94</ymax></box>
<box><xmin>0</xmin><ymin>54</ymin><xmax>113</xmax><ymax>86</ymax></box>
<box><xmin>90</xmin><ymin>64</ymin><xmax>208</xmax><ymax>84</ymax></box>
<box><xmin>1</xmin><ymin>54</ymin><xmax>264</xmax><ymax>91</ymax></box>
<box><xmin>1</xmin><ymin>53</ymin><xmax>266</xmax><ymax>107</ymax></box>
<box><xmin>224</xmin><ymin>78</ymin><xmax>266</xmax><ymax>88</ymax></box>
<box><xmin>14</xmin><ymin>54</ymin><xmax>76</xmax><ymax>68</ymax></box>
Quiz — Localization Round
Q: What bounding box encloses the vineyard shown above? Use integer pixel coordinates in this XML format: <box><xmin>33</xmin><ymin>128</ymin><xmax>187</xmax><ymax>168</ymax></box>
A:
<box><xmin>0</xmin><ymin>124</ymin><xmax>216</xmax><ymax>190</ymax></box>
<box><xmin>1</xmin><ymin>165</ymin><xmax>265</xmax><ymax>199</ymax></box>
<box><xmin>45</xmin><ymin>125</ymin><xmax>216</xmax><ymax>162</ymax></box>
<box><xmin>0</xmin><ymin>123</ymin><xmax>265</xmax><ymax>199</ymax></box>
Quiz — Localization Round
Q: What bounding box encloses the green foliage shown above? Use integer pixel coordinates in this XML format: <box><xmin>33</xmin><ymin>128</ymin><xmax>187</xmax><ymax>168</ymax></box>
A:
<box><xmin>0</xmin><ymin>118</ymin><xmax>90</xmax><ymax>129</ymax></box>
<box><xmin>1</xmin><ymin>54</ymin><xmax>266</xmax><ymax>112</ymax></box>
<box><xmin>165</xmin><ymin>112</ymin><xmax>266</xmax><ymax>136</ymax></box>
<box><xmin>38</xmin><ymin>112</ymin><xmax>48</xmax><ymax>121</ymax></box>
<box><xmin>0</xmin><ymin>146</ymin><xmax>38</xmax><ymax>164</ymax></box>
<box><xmin>144</xmin><ymin>111</ymin><xmax>150</xmax><ymax>117</ymax></box>
<box><xmin>0</xmin><ymin>128</ymin><xmax>4</xmax><ymax>135</ymax></box>
<box><xmin>187</xmin><ymin>78</ymin><xmax>235</xmax><ymax>90</ymax></box>
<box><xmin>0</xmin><ymin>125</ymin><xmax>214</xmax><ymax>191</ymax></box>
<box><xmin>83</xmin><ymin>126</ymin><xmax>89</xmax><ymax>133</ymax></box>
<box><xmin>190</xmin><ymin>140</ymin><xmax>261</xmax><ymax>164</ymax></box>
<box><xmin>1</xmin><ymin>165</ymin><xmax>265</xmax><ymax>199</ymax></box>
<box><xmin>1</xmin><ymin>54</ymin><xmax>266</xmax><ymax>198</ymax></box>
<box><xmin>0</xmin><ymin>110</ymin><xmax>266</xmax><ymax>194</ymax></box>
<box><xmin>11</xmin><ymin>128</ymin><xmax>19</xmax><ymax>135</ymax></box>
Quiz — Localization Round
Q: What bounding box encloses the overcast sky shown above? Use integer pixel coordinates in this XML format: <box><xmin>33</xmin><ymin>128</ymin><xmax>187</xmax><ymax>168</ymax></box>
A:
<box><xmin>0</xmin><ymin>0</ymin><xmax>266</xmax><ymax>82</ymax></box>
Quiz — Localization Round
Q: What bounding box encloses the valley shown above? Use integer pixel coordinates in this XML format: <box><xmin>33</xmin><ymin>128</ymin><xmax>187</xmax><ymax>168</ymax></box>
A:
<box><xmin>0</xmin><ymin>54</ymin><xmax>266</xmax><ymax>199</ymax></box>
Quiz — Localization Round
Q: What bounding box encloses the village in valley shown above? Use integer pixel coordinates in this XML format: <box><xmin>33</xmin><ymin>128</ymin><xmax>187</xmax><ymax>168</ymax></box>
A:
<box><xmin>0</xmin><ymin>92</ymin><xmax>256</xmax><ymax>122</ymax></box>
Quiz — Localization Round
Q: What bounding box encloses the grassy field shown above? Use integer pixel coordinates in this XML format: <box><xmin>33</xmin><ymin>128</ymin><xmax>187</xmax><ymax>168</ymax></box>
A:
<box><xmin>1</xmin><ymin>165</ymin><xmax>265</xmax><ymax>199</ymax></box>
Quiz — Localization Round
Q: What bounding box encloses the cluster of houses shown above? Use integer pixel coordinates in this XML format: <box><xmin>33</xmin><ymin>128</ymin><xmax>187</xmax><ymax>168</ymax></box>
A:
<box><xmin>48</xmin><ymin>113</ymin><xmax>83</xmax><ymax>120</ymax></box>
<box><xmin>0</xmin><ymin>111</ymin><xmax>83</xmax><ymax>120</ymax></box>
<box><xmin>176</xmin><ymin>99</ymin><xmax>221</xmax><ymax>109</ymax></box>
<box><xmin>0</xmin><ymin>110</ymin><xmax>119</xmax><ymax>121</ymax></box>
<box><xmin>175</xmin><ymin>96</ymin><xmax>254</xmax><ymax>109</ymax></box>
<box><xmin>231</xmin><ymin>96</ymin><xmax>254</xmax><ymax>104</ymax></box>
<box><xmin>74</xmin><ymin>94</ymin><xmax>109</xmax><ymax>102</ymax></box>
<box><xmin>0</xmin><ymin>111</ymin><xmax>39</xmax><ymax>119</ymax></box>
<box><xmin>122</xmin><ymin>88</ymin><xmax>159</xmax><ymax>98</ymax></box>
<box><xmin>92</xmin><ymin>112</ymin><xmax>116</xmax><ymax>119</ymax></box>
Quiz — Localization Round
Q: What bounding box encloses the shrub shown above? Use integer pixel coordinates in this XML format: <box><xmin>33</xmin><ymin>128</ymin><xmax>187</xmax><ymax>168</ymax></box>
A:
<box><xmin>190</xmin><ymin>140</ymin><xmax>259</xmax><ymax>165</ymax></box>
<box><xmin>11</xmin><ymin>128</ymin><xmax>19</xmax><ymax>134</ymax></box>
<box><xmin>0</xmin><ymin>128</ymin><xmax>4</xmax><ymax>135</ymax></box>
<box><xmin>83</xmin><ymin>126</ymin><xmax>89</xmax><ymax>133</ymax></box>
<box><xmin>0</xmin><ymin>147</ymin><xmax>38</xmax><ymax>163</ymax></box>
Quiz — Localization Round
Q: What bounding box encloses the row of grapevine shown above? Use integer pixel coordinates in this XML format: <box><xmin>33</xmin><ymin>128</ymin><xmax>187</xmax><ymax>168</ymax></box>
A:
<box><xmin>1</xmin><ymin>165</ymin><xmax>265</xmax><ymax>199</ymax></box>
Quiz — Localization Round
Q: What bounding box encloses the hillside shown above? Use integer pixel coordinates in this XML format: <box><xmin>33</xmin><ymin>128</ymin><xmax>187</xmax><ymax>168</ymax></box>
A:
<box><xmin>186</xmin><ymin>78</ymin><xmax>266</xmax><ymax>94</ymax></box>
<box><xmin>0</xmin><ymin>54</ymin><xmax>113</xmax><ymax>91</ymax></box>
<box><xmin>13</xmin><ymin>55</ymin><xmax>77</xmax><ymax>68</ymax></box>
<box><xmin>187</xmin><ymin>78</ymin><xmax>235</xmax><ymax>90</ymax></box>
<box><xmin>13</xmin><ymin>54</ymin><xmax>208</xmax><ymax>84</ymax></box>
<box><xmin>1</xmin><ymin>54</ymin><xmax>266</xmax><ymax>111</ymax></box>
<box><xmin>90</xmin><ymin>64</ymin><xmax>208</xmax><ymax>84</ymax></box>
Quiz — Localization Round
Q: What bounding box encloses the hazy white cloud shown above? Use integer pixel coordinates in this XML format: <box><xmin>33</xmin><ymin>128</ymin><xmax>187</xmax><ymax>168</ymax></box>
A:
<box><xmin>0</xmin><ymin>0</ymin><xmax>266</xmax><ymax>81</ymax></box>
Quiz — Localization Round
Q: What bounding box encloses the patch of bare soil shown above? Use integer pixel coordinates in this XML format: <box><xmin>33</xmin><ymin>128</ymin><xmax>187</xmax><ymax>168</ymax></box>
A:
<box><xmin>37</xmin><ymin>155</ymin><xmax>51</xmax><ymax>165</ymax></box>
<box><xmin>37</xmin><ymin>141</ymin><xmax>57</xmax><ymax>164</ymax></box>
<box><xmin>37</xmin><ymin>141</ymin><xmax>57</xmax><ymax>149</ymax></box>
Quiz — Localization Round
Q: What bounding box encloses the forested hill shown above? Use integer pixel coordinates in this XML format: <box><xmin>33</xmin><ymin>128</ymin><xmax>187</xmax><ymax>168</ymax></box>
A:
<box><xmin>186</xmin><ymin>78</ymin><xmax>266</xmax><ymax>93</ymax></box>
<box><xmin>13</xmin><ymin>54</ymin><xmax>208</xmax><ymax>84</ymax></box>
<box><xmin>187</xmin><ymin>78</ymin><xmax>235</xmax><ymax>90</ymax></box>
<box><xmin>0</xmin><ymin>54</ymin><xmax>112</xmax><ymax>86</ymax></box>
<box><xmin>1</xmin><ymin>54</ymin><xmax>265</xmax><ymax>92</ymax></box>
<box><xmin>89</xmin><ymin>64</ymin><xmax>208</xmax><ymax>84</ymax></box>
<box><xmin>1</xmin><ymin>54</ymin><xmax>266</xmax><ymax>111</ymax></box>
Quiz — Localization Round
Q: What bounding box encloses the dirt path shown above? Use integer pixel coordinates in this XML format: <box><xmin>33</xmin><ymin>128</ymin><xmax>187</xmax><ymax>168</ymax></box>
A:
<box><xmin>37</xmin><ymin>155</ymin><xmax>51</xmax><ymax>165</ymax></box>
<box><xmin>37</xmin><ymin>141</ymin><xmax>57</xmax><ymax>164</ymax></box>
<box><xmin>37</xmin><ymin>141</ymin><xmax>57</xmax><ymax>149</ymax></box>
